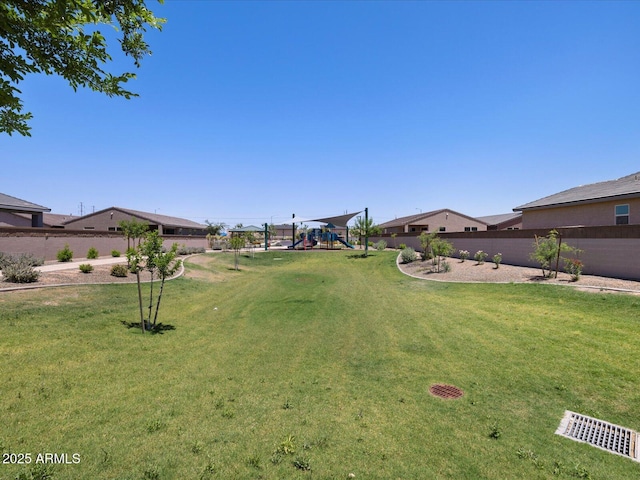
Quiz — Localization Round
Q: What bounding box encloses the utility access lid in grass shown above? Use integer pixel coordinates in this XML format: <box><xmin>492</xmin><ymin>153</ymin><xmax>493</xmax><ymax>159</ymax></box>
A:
<box><xmin>556</xmin><ymin>410</ymin><xmax>639</xmax><ymax>462</ymax></box>
<box><xmin>429</xmin><ymin>384</ymin><xmax>464</xmax><ymax>399</ymax></box>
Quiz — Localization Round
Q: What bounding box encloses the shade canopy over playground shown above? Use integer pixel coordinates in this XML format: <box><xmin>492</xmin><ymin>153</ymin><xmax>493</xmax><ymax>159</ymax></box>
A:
<box><xmin>284</xmin><ymin>211</ymin><xmax>362</xmax><ymax>227</ymax></box>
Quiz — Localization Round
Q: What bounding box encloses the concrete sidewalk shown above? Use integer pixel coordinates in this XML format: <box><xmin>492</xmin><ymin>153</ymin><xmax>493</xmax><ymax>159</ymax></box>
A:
<box><xmin>37</xmin><ymin>256</ymin><xmax>127</xmax><ymax>272</ymax></box>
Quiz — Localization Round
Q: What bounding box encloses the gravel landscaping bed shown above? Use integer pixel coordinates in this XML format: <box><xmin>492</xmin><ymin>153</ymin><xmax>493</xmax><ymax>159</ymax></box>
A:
<box><xmin>0</xmin><ymin>263</ymin><xmax>183</xmax><ymax>291</ymax></box>
<box><xmin>396</xmin><ymin>254</ymin><xmax>640</xmax><ymax>294</ymax></box>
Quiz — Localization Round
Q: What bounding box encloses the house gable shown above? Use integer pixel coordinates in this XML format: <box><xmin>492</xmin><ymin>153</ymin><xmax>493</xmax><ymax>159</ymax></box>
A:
<box><xmin>514</xmin><ymin>172</ymin><xmax>640</xmax><ymax>229</ymax></box>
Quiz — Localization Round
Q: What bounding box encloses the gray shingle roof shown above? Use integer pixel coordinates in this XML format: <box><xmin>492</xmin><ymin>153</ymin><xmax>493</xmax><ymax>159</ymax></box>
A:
<box><xmin>476</xmin><ymin>213</ymin><xmax>522</xmax><ymax>226</ymax></box>
<box><xmin>514</xmin><ymin>172</ymin><xmax>640</xmax><ymax>211</ymax></box>
<box><xmin>0</xmin><ymin>192</ymin><xmax>50</xmax><ymax>213</ymax></box>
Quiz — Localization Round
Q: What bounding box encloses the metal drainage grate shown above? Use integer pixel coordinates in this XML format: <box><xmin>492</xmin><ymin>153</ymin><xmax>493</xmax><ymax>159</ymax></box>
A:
<box><xmin>429</xmin><ymin>384</ymin><xmax>463</xmax><ymax>399</ymax></box>
<box><xmin>555</xmin><ymin>410</ymin><xmax>639</xmax><ymax>462</ymax></box>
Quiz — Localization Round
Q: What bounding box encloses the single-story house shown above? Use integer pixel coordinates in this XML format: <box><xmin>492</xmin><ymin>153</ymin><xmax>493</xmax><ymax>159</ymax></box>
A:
<box><xmin>0</xmin><ymin>192</ymin><xmax>51</xmax><ymax>227</ymax></box>
<box><xmin>476</xmin><ymin>213</ymin><xmax>522</xmax><ymax>230</ymax></box>
<box><xmin>378</xmin><ymin>209</ymin><xmax>488</xmax><ymax>234</ymax></box>
<box><xmin>514</xmin><ymin>172</ymin><xmax>640</xmax><ymax>229</ymax></box>
<box><xmin>62</xmin><ymin>206</ymin><xmax>207</xmax><ymax>235</ymax></box>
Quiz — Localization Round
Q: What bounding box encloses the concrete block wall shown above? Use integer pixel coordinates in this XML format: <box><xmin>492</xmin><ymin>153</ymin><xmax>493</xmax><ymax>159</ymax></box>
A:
<box><xmin>372</xmin><ymin>225</ymin><xmax>640</xmax><ymax>280</ymax></box>
<box><xmin>0</xmin><ymin>228</ymin><xmax>208</xmax><ymax>262</ymax></box>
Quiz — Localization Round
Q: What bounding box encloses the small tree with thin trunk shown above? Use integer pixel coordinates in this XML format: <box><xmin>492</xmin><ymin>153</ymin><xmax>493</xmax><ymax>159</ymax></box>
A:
<box><xmin>530</xmin><ymin>229</ymin><xmax>579</xmax><ymax>278</ymax></box>
<box><xmin>126</xmin><ymin>230</ymin><xmax>181</xmax><ymax>333</ymax></box>
<box><xmin>119</xmin><ymin>219</ymin><xmax>149</xmax><ymax>266</ymax></box>
<box><xmin>230</xmin><ymin>235</ymin><xmax>245</xmax><ymax>271</ymax></box>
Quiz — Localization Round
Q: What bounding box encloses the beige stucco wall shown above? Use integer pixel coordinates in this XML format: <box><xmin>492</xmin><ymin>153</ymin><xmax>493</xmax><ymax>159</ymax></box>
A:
<box><xmin>383</xmin><ymin>211</ymin><xmax>487</xmax><ymax>234</ymax></box>
<box><xmin>521</xmin><ymin>198</ymin><xmax>640</xmax><ymax>229</ymax></box>
<box><xmin>0</xmin><ymin>212</ymin><xmax>32</xmax><ymax>227</ymax></box>
<box><xmin>64</xmin><ymin>210</ymin><xmax>157</xmax><ymax>232</ymax></box>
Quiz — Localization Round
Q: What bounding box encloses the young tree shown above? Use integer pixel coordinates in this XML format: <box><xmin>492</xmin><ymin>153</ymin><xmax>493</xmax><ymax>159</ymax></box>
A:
<box><xmin>126</xmin><ymin>229</ymin><xmax>181</xmax><ymax>333</ymax></box>
<box><xmin>119</xmin><ymin>219</ymin><xmax>149</xmax><ymax>266</ymax></box>
<box><xmin>352</xmin><ymin>215</ymin><xmax>381</xmax><ymax>253</ymax></box>
<box><xmin>230</xmin><ymin>235</ymin><xmax>245</xmax><ymax>271</ymax></box>
<box><xmin>141</xmin><ymin>230</ymin><xmax>163</xmax><ymax>324</ymax></box>
<box><xmin>204</xmin><ymin>220</ymin><xmax>226</xmax><ymax>236</ymax></box>
<box><xmin>1</xmin><ymin>1</ymin><xmax>165</xmax><ymax>136</ymax></box>
<box><xmin>530</xmin><ymin>229</ymin><xmax>578</xmax><ymax>278</ymax></box>
<box><xmin>418</xmin><ymin>231</ymin><xmax>438</xmax><ymax>261</ymax></box>
<box><xmin>431</xmin><ymin>237</ymin><xmax>454</xmax><ymax>273</ymax></box>
<box><xmin>151</xmin><ymin>242</ymin><xmax>181</xmax><ymax>328</ymax></box>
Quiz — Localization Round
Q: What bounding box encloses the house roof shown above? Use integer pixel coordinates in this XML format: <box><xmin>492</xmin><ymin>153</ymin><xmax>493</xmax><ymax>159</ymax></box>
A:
<box><xmin>378</xmin><ymin>209</ymin><xmax>487</xmax><ymax>229</ymax></box>
<box><xmin>228</xmin><ymin>225</ymin><xmax>264</xmax><ymax>233</ymax></box>
<box><xmin>514</xmin><ymin>172</ymin><xmax>640</xmax><ymax>211</ymax></box>
<box><xmin>476</xmin><ymin>212</ymin><xmax>522</xmax><ymax>226</ymax></box>
<box><xmin>15</xmin><ymin>212</ymin><xmax>76</xmax><ymax>227</ymax></box>
<box><xmin>0</xmin><ymin>192</ymin><xmax>50</xmax><ymax>214</ymax></box>
<box><xmin>63</xmin><ymin>206</ymin><xmax>206</xmax><ymax>229</ymax></box>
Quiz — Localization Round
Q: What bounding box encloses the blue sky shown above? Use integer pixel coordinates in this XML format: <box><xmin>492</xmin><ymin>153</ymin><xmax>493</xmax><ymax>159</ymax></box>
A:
<box><xmin>2</xmin><ymin>0</ymin><xmax>639</xmax><ymax>227</ymax></box>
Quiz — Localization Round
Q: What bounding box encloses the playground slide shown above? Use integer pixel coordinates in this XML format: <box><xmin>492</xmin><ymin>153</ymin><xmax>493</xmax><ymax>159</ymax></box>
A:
<box><xmin>336</xmin><ymin>238</ymin><xmax>355</xmax><ymax>249</ymax></box>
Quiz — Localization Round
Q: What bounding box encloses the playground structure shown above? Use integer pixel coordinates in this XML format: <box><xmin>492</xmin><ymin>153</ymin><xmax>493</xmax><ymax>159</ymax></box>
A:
<box><xmin>290</xmin><ymin>225</ymin><xmax>354</xmax><ymax>250</ymax></box>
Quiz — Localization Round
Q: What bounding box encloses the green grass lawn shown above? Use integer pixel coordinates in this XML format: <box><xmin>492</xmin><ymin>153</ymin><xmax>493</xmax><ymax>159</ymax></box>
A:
<box><xmin>1</xmin><ymin>250</ymin><xmax>639</xmax><ymax>479</ymax></box>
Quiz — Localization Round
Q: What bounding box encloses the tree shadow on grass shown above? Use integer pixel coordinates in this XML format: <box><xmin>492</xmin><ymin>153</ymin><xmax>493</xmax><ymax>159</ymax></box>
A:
<box><xmin>346</xmin><ymin>253</ymin><xmax>376</xmax><ymax>259</ymax></box>
<box><xmin>120</xmin><ymin>320</ymin><xmax>176</xmax><ymax>335</ymax></box>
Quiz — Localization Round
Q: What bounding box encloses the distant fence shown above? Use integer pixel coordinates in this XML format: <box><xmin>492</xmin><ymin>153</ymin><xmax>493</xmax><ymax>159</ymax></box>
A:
<box><xmin>0</xmin><ymin>227</ymin><xmax>208</xmax><ymax>261</ymax></box>
<box><xmin>370</xmin><ymin>225</ymin><xmax>640</xmax><ymax>281</ymax></box>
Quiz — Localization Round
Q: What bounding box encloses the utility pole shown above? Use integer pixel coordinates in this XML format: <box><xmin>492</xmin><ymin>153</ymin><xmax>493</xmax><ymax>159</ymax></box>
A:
<box><xmin>292</xmin><ymin>214</ymin><xmax>296</xmax><ymax>248</ymax></box>
<box><xmin>264</xmin><ymin>223</ymin><xmax>268</xmax><ymax>251</ymax></box>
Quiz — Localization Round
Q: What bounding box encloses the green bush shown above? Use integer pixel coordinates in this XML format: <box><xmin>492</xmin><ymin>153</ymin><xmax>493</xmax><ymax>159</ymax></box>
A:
<box><xmin>0</xmin><ymin>252</ymin><xmax>44</xmax><ymax>270</ymax></box>
<box><xmin>398</xmin><ymin>243</ymin><xmax>407</xmax><ymax>250</ymax></box>
<box><xmin>1</xmin><ymin>255</ymin><xmax>40</xmax><ymax>283</ymax></box>
<box><xmin>177</xmin><ymin>245</ymin><xmax>206</xmax><ymax>255</ymax></box>
<box><xmin>79</xmin><ymin>263</ymin><xmax>93</xmax><ymax>273</ymax></box>
<box><xmin>400</xmin><ymin>247</ymin><xmax>416</xmax><ymax>264</ymax></box>
<box><xmin>474</xmin><ymin>250</ymin><xmax>488</xmax><ymax>265</ymax></box>
<box><xmin>110</xmin><ymin>264</ymin><xmax>128</xmax><ymax>278</ymax></box>
<box><xmin>57</xmin><ymin>244</ymin><xmax>73</xmax><ymax>262</ymax></box>
<box><xmin>374</xmin><ymin>240</ymin><xmax>387</xmax><ymax>251</ymax></box>
<box><xmin>87</xmin><ymin>247</ymin><xmax>99</xmax><ymax>259</ymax></box>
<box><xmin>111</xmin><ymin>250</ymin><xmax>121</xmax><ymax>257</ymax></box>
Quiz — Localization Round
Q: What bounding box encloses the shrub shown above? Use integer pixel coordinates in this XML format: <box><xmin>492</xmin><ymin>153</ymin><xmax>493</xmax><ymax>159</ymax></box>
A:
<box><xmin>564</xmin><ymin>258</ymin><xmax>583</xmax><ymax>282</ymax></box>
<box><xmin>0</xmin><ymin>252</ymin><xmax>43</xmax><ymax>269</ymax></box>
<box><xmin>398</xmin><ymin>243</ymin><xmax>407</xmax><ymax>250</ymax></box>
<box><xmin>459</xmin><ymin>250</ymin><xmax>469</xmax><ymax>262</ymax></box>
<box><xmin>1</xmin><ymin>255</ymin><xmax>40</xmax><ymax>283</ymax></box>
<box><xmin>177</xmin><ymin>245</ymin><xmax>206</xmax><ymax>255</ymax></box>
<box><xmin>57</xmin><ymin>244</ymin><xmax>73</xmax><ymax>262</ymax></box>
<box><xmin>474</xmin><ymin>250</ymin><xmax>488</xmax><ymax>264</ymax></box>
<box><xmin>374</xmin><ymin>240</ymin><xmax>387</xmax><ymax>251</ymax></box>
<box><xmin>111</xmin><ymin>250</ymin><xmax>121</xmax><ymax>257</ymax></box>
<box><xmin>79</xmin><ymin>263</ymin><xmax>93</xmax><ymax>273</ymax></box>
<box><xmin>492</xmin><ymin>253</ymin><xmax>502</xmax><ymax>269</ymax></box>
<box><xmin>110</xmin><ymin>264</ymin><xmax>128</xmax><ymax>277</ymax></box>
<box><xmin>400</xmin><ymin>247</ymin><xmax>416</xmax><ymax>264</ymax></box>
<box><xmin>87</xmin><ymin>247</ymin><xmax>99</xmax><ymax>259</ymax></box>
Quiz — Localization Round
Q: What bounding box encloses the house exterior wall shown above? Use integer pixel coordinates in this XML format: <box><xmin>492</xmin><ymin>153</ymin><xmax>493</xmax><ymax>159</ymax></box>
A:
<box><xmin>488</xmin><ymin>217</ymin><xmax>522</xmax><ymax>230</ymax></box>
<box><xmin>382</xmin><ymin>211</ymin><xmax>487</xmax><ymax>234</ymax></box>
<box><xmin>371</xmin><ymin>225</ymin><xmax>640</xmax><ymax>280</ymax></box>
<box><xmin>0</xmin><ymin>228</ymin><xmax>208</xmax><ymax>261</ymax></box>
<box><xmin>0</xmin><ymin>212</ymin><xmax>32</xmax><ymax>227</ymax></box>
<box><xmin>64</xmin><ymin>210</ymin><xmax>160</xmax><ymax>233</ymax></box>
<box><xmin>521</xmin><ymin>198</ymin><xmax>640</xmax><ymax>229</ymax></box>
